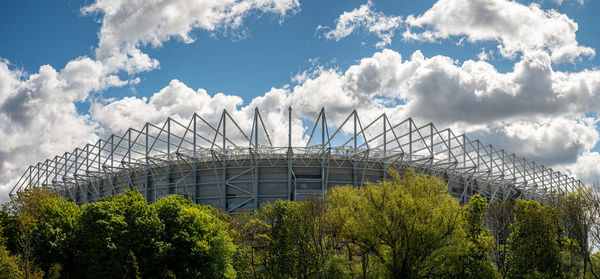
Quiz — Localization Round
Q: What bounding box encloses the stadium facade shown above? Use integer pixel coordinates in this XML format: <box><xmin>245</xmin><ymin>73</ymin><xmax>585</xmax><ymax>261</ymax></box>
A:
<box><xmin>10</xmin><ymin>108</ymin><xmax>584</xmax><ymax>212</ymax></box>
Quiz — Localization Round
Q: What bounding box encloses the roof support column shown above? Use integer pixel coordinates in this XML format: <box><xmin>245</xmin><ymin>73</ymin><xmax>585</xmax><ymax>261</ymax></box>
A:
<box><xmin>353</xmin><ymin>110</ymin><xmax>358</xmax><ymax>187</ymax></box>
<box><xmin>193</xmin><ymin>116</ymin><xmax>198</xmax><ymax>204</ymax></box>
<box><xmin>383</xmin><ymin>115</ymin><xmax>387</xmax><ymax>180</ymax></box>
<box><xmin>287</xmin><ymin>107</ymin><xmax>293</xmax><ymax>201</ymax></box>
<box><xmin>321</xmin><ymin>108</ymin><xmax>326</xmax><ymax>196</ymax></box>
<box><xmin>253</xmin><ymin>108</ymin><xmax>260</xmax><ymax>209</ymax></box>
<box><xmin>222</xmin><ymin>110</ymin><xmax>228</xmax><ymax>211</ymax></box>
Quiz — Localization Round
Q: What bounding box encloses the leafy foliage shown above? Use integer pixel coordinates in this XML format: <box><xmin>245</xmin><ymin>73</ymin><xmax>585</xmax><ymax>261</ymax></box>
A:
<box><xmin>76</xmin><ymin>190</ymin><xmax>164</xmax><ymax>278</ymax></box>
<box><xmin>486</xmin><ymin>197</ymin><xmax>516</xmax><ymax>277</ymax></box>
<box><xmin>456</xmin><ymin>194</ymin><xmax>498</xmax><ymax>279</ymax></box>
<box><xmin>30</xmin><ymin>194</ymin><xmax>80</xmax><ymax>278</ymax></box>
<box><xmin>327</xmin><ymin>169</ymin><xmax>469</xmax><ymax>278</ymax></box>
<box><xmin>506</xmin><ymin>200</ymin><xmax>565</xmax><ymax>279</ymax></box>
<box><xmin>232</xmin><ymin>198</ymin><xmax>335</xmax><ymax>279</ymax></box>
<box><xmin>3</xmin><ymin>186</ymin><xmax>62</xmax><ymax>278</ymax></box>
<box><xmin>0</xmin><ymin>216</ymin><xmax>22</xmax><ymax>279</ymax></box>
<box><xmin>555</xmin><ymin>187</ymin><xmax>599</xmax><ymax>279</ymax></box>
<box><xmin>152</xmin><ymin>195</ymin><xmax>236</xmax><ymax>279</ymax></box>
<box><xmin>3</xmin><ymin>169</ymin><xmax>600</xmax><ymax>279</ymax></box>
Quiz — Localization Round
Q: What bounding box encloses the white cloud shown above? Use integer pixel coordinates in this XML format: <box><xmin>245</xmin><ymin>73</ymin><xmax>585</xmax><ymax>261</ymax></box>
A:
<box><xmin>0</xmin><ymin>57</ymin><xmax>149</xmax><ymax>202</ymax></box>
<box><xmin>90</xmin><ymin>80</ymin><xmax>307</xmax><ymax>147</ymax></box>
<box><xmin>404</xmin><ymin>0</ymin><xmax>595</xmax><ymax>63</ymax></box>
<box><xmin>390</xmin><ymin>50</ymin><xmax>600</xmax><ymax>125</ymax></box>
<box><xmin>554</xmin><ymin>0</ymin><xmax>586</xmax><ymax>5</ymax></box>
<box><xmin>318</xmin><ymin>0</ymin><xmax>403</xmax><ymax>48</ymax></box>
<box><xmin>477</xmin><ymin>48</ymin><xmax>492</xmax><ymax>61</ymax></box>
<box><xmin>0</xmin><ymin>60</ymin><xmax>100</xmax><ymax>202</ymax></box>
<box><xmin>92</xmin><ymin>48</ymin><xmax>600</xmax><ymax>170</ymax></box>
<box><xmin>0</xmin><ymin>0</ymin><xmax>300</xmax><ymax>202</ymax></box>
<box><xmin>563</xmin><ymin>152</ymin><xmax>600</xmax><ymax>186</ymax></box>
<box><xmin>3</xmin><ymin>0</ymin><xmax>600</xmax><ymax>202</ymax></box>
<box><xmin>468</xmin><ymin>116</ymin><xmax>599</xmax><ymax>165</ymax></box>
<box><xmin>84</xmin><ymin>0</ymin><xmax>300</xmax><ymax>60</ymax></box>
<box><xmin>5</xmin><ymin>47</ymin><xmax>600</xmax><ymax>201</ymax></box>
<box><xmin>91</xmin><ymin>79</ymin><xmax>245</xmax><ymax>135</ymax></box>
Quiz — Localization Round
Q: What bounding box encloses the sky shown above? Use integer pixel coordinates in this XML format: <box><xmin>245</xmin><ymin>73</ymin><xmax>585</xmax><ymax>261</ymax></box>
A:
<box><xmin>1</xmin><ymin>0</ymin><xmax>600</xmax><ymax>202</ymax></box>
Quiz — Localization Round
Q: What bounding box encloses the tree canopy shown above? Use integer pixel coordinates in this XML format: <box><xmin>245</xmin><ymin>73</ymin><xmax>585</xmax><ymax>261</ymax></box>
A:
<box><xmin>506</xmin><ymin>200</ymin><xmax>565</xmax><ymax>279</ymax></box>
<box><xmin>327</xmin><ymin>169</ymin><xmax>469</xmax><ymax>278</ymax></box>
<box><xmin>2</xmin><ymin>169</ymin><xmax>600</xmax><ymax>279</ymax></box>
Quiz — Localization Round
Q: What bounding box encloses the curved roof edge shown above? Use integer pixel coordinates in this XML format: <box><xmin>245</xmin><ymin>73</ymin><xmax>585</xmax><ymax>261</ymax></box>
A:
<box><xmin>10</xmin><ymin>107</ymin><xmax>585</xmax><ymax>202</ymax></box>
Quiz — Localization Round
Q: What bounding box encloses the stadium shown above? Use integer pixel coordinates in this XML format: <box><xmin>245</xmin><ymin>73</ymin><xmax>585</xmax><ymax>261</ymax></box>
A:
<box><xmin>9</xmin><ymin>108</ymin><xmax>584</xmax><ymax>212</ymax></box>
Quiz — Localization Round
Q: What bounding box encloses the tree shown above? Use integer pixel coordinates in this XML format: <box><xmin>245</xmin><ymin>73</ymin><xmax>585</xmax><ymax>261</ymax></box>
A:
<box><xmin>588</xmin><ymin>252</ymin><xmax>600</xmax><ymax>279</ymax></box>
<box><xmin>152</xmin><ymin>195</ymin><xmax>236</xmax><ymax>279</ymax></box>
<box><xmin>2</xmin><ymin>186</ymin><xmax>60</xmax><ymax>279</ymax></box>
<box><xmin>29</xmin><ymin>192</ymin><xmax>80</xmax><ymax>278</ymax></box>
<box><xmin>0</xmin><ymin>244</ymin><xmax>22</xmax><ymax>279</ymax></box>
<box><xmin>486</xmin><ymin>197</ymin><xmax>516</xmax><ymax>277</ymax></box>
<box><xmin>505</xmin><ymin>200</ymin><xmax>564</xmax><ymax>279</ymax></box>
<box><xmin>554</xmin><ymin>187</ymin><xmax>600</xmax><ymax>279</ymax></box>
<box><xmin>232</xmin><ymin>198</ymin><xmax>337</xmax><ymax>279</ymax></box>
<box><xmin>327</xmin><ymin>169</ymin><xmax>469</xmax><ymax>278</ymax></box>
<box><xmin>456</xmin><ymin>194</ymin><xmax>498</xmax><ymax>279</ymax></box>
<box><xmin>228</xmin><ymin>211</ymin><xmax>270</xmax><ymax>279</ymax></box>
<box><xmin>0</xmin><ymin>215</ymin><xmax>22</xmax><ymax>279</ymax></box>
<box><xmin>76</xmin><ymin>190</ymin><xmax>165</xmax><ymax>279</ymax></box>
<box><xmin>2</xmin><ymin>187</ymin><xmax>81</xmax><ymax>278</ymax></box>
<box><xmin>325</xmin><ymin>185</ymin><xmax>373</xmax><ymax>278</ymax></box>
<box><xmin>259</xmin><ymin>201</ymin><xmax>310</xmax><ymax>278</ymax></box>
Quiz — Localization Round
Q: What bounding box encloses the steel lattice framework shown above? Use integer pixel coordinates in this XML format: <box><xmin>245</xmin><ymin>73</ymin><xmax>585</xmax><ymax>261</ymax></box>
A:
<box><xmin>10</xmin><ymin>108</ymin><xmax>585</xmax><ymax>211</ymax></box>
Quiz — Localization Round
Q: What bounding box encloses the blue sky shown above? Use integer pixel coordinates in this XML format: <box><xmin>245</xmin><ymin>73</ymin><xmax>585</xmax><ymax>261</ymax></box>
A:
<box><xmin>1</xmin><ymin>0</ymin><xmax>440</xmax><ymax>102</ymax></box>
<box><xmin>3</xmin><ymin>0</ymin><xmax>598</xmax><ymax>104</ymax></box>
<box><xmin>1</xmin><ymin>0</ymin><xmax>600</xmax><ymax>199</ymax></box>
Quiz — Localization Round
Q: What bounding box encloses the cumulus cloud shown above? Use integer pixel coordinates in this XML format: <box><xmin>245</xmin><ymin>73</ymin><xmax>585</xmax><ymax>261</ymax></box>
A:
<box><xmin>91</xmin><ymin>48</ymin><xmax>600</xmax><ymax>174</ymax></box>
<box><xmin>477</xmin><ymin>48</ymin><xmax>492</xmax><ymax>61</ymax></box>
<box><xmin>0</xmin><ymin>60</ymin><xmax>100</xmax><ymax>202</ymax></box>
<box><xmin>563</xmin><ymin>152</ymin><xmax>600</xmax><ymax>186</ymax></box>
<box><xmin>5</xmin><ymin>47</ymin><xmax>600</xmax><ymax>201</ymax></box>
<box><xmin>84</xmin><ymin>0</ymin><xmax>300</xmax><ymax>60</ymax></box>
<box><xmin>399</xmin><ymin>50</ymin><xmax>600</xmax><ymax>124</ymax></box>
<box><xmin>318</xmin><ymin>0</ymin><xmax>403</xmax><ymax>48</ymax></box>
<box><xmin>91</xmin><ymin>79</ymin><xmax>245</xmax><ymax>134</ymax></box>
<box><xmin>404</xmin><ymin>0</ymin><xmax>595</xmax><ymax>63</ymax></box>
<box><xmin>3</xmin><ymin>0</ymin><xmax>600</xmax><ymax>202</ymax></box>
<box><xmin>280</xmin><ymin>49</ymin><xmax>600</xmax><ymax>128</ymax></box>
<box><xmin>468</xmin><ymin>116</ymin><xmax>599</xmax><ymax>165</ymax></box>
<box><xmin>91</xmin><ymin>80</ymin><xmax>307</xmax><ymax>147</ymax></box>
<box><xmin>554</xmin><ymin>0</ymin><xmax>586</xmax><ymax>6</ymax></box>
<box><xmin>0</xmin><ymin>0</ymin><xmax>300</xmax><ymax>202</ymax></box>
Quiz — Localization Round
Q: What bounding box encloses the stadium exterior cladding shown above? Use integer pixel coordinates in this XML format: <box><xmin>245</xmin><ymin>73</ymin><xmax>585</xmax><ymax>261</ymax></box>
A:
<box><xmin>10</xmin><ymin>108</ymin><xmax>585</xmax><ymax>212</ymax></box>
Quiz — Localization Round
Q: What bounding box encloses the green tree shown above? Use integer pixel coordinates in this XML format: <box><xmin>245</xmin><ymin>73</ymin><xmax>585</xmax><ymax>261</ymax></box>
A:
<box><xmin>2</xmin><ymin>187</ymin><xmax>80</xmax><ymax>278</ymax></box>
<box><xmin>486</xmin><ymin>197</ymin><xmax>516</xmax><ymax>277</ymax></box>
<box><xmin>29</xmin><ymin>193</ymin><xmax>80</xmax><ymax>278</ymax></box>
<box><xmin>0</xmin><ymin>245</ymin><xmax>22</xmax><ymax>279</ymax></box>
<box><xmin>76</xmin><ymin>190</ymin><xmax>164</xmax><ymax>279</ymax></box>
<box><xmin>505</xmin><ymin>200</ymin><xmax>564</xmax><ymax>279</ymax></box>
<box><xmin>455</xmin><ymin>194</ymin><xmax>498</xmax><ymax>279</ymax></box>
<box><xmin>152</xmin><ymin>195</ymin><xmax>236</xmax><ymax>279</ymax></box>
<box><xmin>259</xmin><ymin>200</ymin><xmax>309</xmax><ymax>278</ymax></box>
<box><xmin>588</xmin><ymin>252</ymin><xmax>600</xmax><ymax>279</ymax></box>
<box><xmin>322</xmin><ymin>254</ymin><xmax>351</xmax><ymax>279</ymax></box>
<box><xmin>231</xmin><ymin>197</ymin><xmax>346</xmax><ymax>279</ymax></box>
<box><xmin>0</xmin><ymin>214</ymin><xmax>22</xmax><ymax>279</ymax></box>
<box><xmin>228</xmin><ymin>211</ymin><xmax>269</xmax><ymax>279</ymax></box>
<box><xmin>554</xmin><ymin>187</ymin><xmax>599</xmax><ymax>278</ymax></box>
<box><xmin>3</xmin><ymin>186</ymin><xmax>59</xmax><ymax>279</ymax></box>
<box><xmin>325</xmin><ymin>185</ymin><xmax>372</xmax><ymax>278</ymax></box>
<box><xmin>327</xmin><ymin>169</ymin><xmax>469</xmax><ymax>279</ymax></box>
